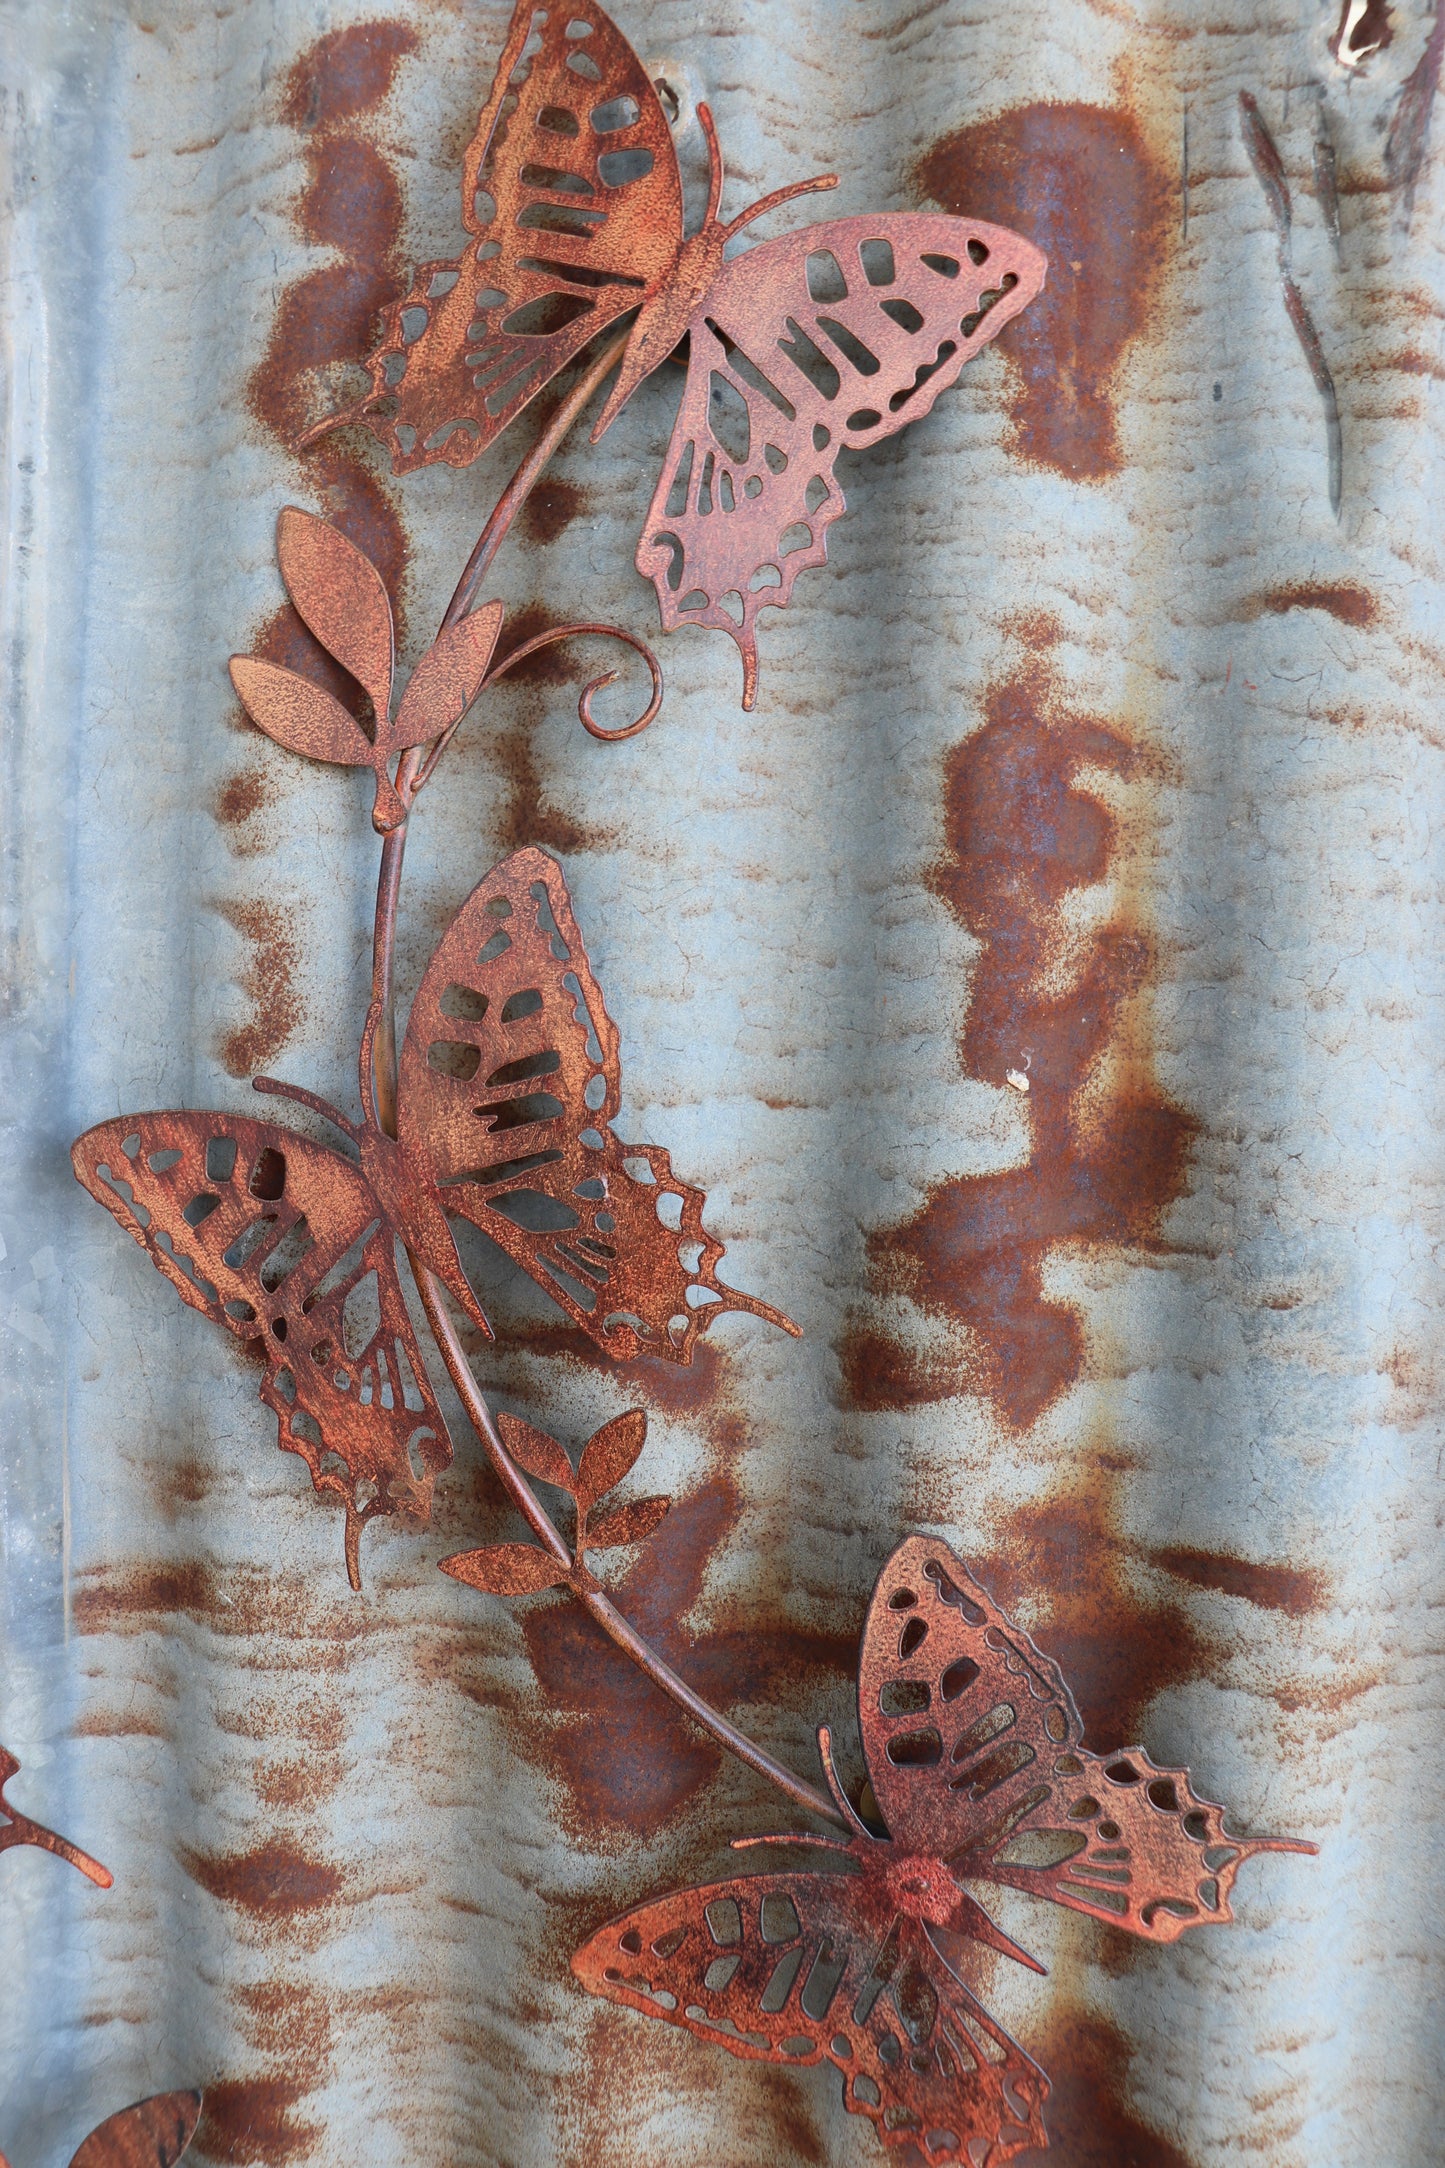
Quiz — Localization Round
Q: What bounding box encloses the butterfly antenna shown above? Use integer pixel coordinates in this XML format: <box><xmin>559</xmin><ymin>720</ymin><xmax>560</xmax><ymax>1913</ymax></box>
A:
<box><xmin>817</xmin><ymin>1725</ymin><xmax>876</xmax><ymax>1841</ymax></box>
<box><xmin>722</xmin><ymin>169</ymin><xmax>840</xmax><ymax>244</ymax></box>
<box><xmin>344</xmin><ymin>1503</ymin><xmax>364</xmax><ymax>1593</ymax></box>
<box><xmin>294</xmin><ymin>393</ymin><xmax>374</xmax><ymax>453</ymax></box>
<box><xmin>731</xmin><ymin>1831</ymin><xmax>857</xmax><ymax>1856</ymax></box>
<box><xmin>696</xmin><ymin>100</ymin><xmax>725</xmax><ymax>230</ymax></box>
<box><xmin>1234</xmin><ymin>1834</ymin><xmax>1319</xmax><ymax>1857</ymax></box>
<box><xmin>252</xmin><ymin>1076</ymin><xmax>360</xmax><ymax>1145</ymax></box>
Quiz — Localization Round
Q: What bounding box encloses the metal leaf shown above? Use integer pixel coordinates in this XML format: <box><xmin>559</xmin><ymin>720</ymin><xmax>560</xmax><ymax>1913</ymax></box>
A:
<box><xmin>228</xmin><ymin>656</ymin><xmax>374</xmax><ymax>770</ymax></box>
<box><xmin>583</xmin><ymin>1495</ymin><xmax>670</xmax><ymax>1553</ymax></box>
<box><xmin>497</xmin><ymin>1411</ymin><xmax>577</xmax><ymax>1494</ymax></box>
<box><xmin>575</xmin><ymin>1408</ymin><xmax>648</xmax><ymax>1511</ymax></box>
<box><xmin>438</xmin><ymin>1543</ymin><xmax>571</xmax><ymax>1596</ymax></box>
<box><xmin>275</xmin><ymin>505</ymin><xmax>394</xmax><ymax>720</ymax></box>
<box><xmin>390</xmin><ymin>601</ymin><xmax>504</xmax><ymax>750</ymax></box>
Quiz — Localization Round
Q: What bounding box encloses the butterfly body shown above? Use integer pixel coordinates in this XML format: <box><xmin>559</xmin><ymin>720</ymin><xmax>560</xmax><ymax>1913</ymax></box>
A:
<box><xmin>74</xmin><ymin>849</ymin><xmax>796</xmax><ymax>1585</ymax></box>
<box><xmin>314</xmin><ymin>1</ymin><xmax>1046</xmax><ymax>706</ymax></box>
<box><xmin>573</xmin><ymin>1533</ymin><xmax>1313</xmax><ymax>2160</ymax></box>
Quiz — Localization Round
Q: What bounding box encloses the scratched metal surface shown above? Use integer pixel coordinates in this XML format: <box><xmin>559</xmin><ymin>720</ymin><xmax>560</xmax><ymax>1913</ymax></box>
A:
<box><xmin>1</xmin><ymin>0</ymin><xmax>1440</xmax><ymax>2162</ymax></box>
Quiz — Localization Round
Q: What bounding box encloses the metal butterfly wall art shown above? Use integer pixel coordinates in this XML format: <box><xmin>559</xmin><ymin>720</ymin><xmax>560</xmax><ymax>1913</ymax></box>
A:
<box><xmin>0</xmin><ymin>1747</ymin><xmax>112</xmax><ymax>1889</ymax></box>
<box><xmin>0</xmin><ymin>2092</ymin><xmax>202</xmax><ymax>2168</ymax></box>
<box><xmin>574</xmin><ymin>1534</ymin><xmax>1313</xmax><ymax>2163</ymax></box>
<box><xmin>306</xmin><ymin>0</ymin><xmax>1048</xmax><ymax>707</ymax></box>
<box><xmin>72</xmin><ymin>840</ymin><xmax>795</xmax><ymax>1590</ymax></box>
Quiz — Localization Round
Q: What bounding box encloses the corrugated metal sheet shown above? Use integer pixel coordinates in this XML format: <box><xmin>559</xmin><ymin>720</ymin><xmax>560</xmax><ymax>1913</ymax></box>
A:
<box><xmin>2</xmin><ymin>0</ymin><xmax>1440</xmax><ymax>2160</ymax></box>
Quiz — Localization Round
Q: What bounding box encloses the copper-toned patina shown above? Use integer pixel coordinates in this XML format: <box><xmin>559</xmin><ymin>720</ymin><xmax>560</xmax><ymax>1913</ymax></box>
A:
<box><xmin>1</xmin><ymin>2091</ymin><xmax>202</xmax><ymax>2168</ymax></box>
<box><xmin>440</xmin><ymin>1406</ymin><xmax>670</xmax><ymax>1597</ymax></box>
<box><xmin>0</xmin><ymin>1747</ymin><xmax>112</xmax><ymax>1889</ymax></box>
<box><xmin>306</xmin><ymin>0</ymin><xmax>1047</xmax><ymax>706</ymax></box>
<box><xmin>73</xmin><ymin>816</ymin><xmax>794</xmax><ymax>1588</ymax></box>
<box><xmin>573</xmin><ymin>1534</ymin><xmax>1314</xmax><ymax>2163</ymax></box>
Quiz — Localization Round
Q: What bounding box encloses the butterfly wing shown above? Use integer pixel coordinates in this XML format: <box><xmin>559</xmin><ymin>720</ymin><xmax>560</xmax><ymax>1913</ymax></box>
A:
<box><xmin>977</xmin><ymin>1742</ymin><xmax>1294</xmax><ymax>1945</ymax></box>
<box><xmin>859</xmin><ymin>1534</ymin><xmax>1084</xmax><ymax>1866</ymax></box>
<box><xmin>68</xmin><ymin>2092</ymin><xmax>203</xmax><ymax>2168</ymax></box>
<box><xmin>397</xmin><ymin>847</ymin><xmax>796</xmax><ymax>1362</ymax></box>
<box><xmin>355</xmin><ymin>1</ymin><xmax>682</xmax><ymax>472</ymax></box>
<box><xmin>636</xmin><ymin>213</ymin><xmax>1047</xmax><ymax>707</ymax></box>
<box><xmin>859</xmin><ymin>1537</ymin><xmax>1300</xmax><ymax>1945</ymax></box>
<box><xmin>71</xmin><ymin>1115</ymin><xmax>451</xmax><ymax>1573</ymax></box>
<box><xmin>573</xmin><ymin>1871</ymin><xmax>1048</xmax><ymax>2164</ymax></box>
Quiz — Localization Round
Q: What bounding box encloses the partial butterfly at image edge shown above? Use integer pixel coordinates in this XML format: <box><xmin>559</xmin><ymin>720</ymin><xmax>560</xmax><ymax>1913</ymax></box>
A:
<box><xmin>0</xmin><ymin>1746</ymin><xmax>113</xmax><ymax>1890</ymax></box>
<box><xmin>571</xmin><ymin>1531</ymin><xmax>1314</xmax><ymax>2163</ymax></box>
<box><xmin>301</xmin><ymin>0</ymin><xmax>1046</xmax><ymax>708</ymax></box>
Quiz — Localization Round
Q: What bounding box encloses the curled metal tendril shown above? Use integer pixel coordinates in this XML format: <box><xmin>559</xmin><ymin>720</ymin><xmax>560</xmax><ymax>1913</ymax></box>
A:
<box><xmin>413</xmin><ymin>619</ymin><xmax>662</xmax><ymax>790</ymax></box>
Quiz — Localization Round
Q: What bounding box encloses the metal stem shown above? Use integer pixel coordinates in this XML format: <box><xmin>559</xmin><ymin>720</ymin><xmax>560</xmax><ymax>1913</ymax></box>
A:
<box><xmin>414</xmin><ymin>1265</ymin><xmax>844</xmax><ymax>1830</ymax></box>
<box><xmin>362</xmin><ymin>329</ymin><xmax>846</xmax><ymax>1833</ymax></box>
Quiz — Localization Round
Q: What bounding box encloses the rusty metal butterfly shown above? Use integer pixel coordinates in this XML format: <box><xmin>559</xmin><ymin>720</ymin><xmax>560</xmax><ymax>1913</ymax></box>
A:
<box><xmin>0</xmin><ymin>2091</ymin><xmax>202</xmax><ymax>2168</ymax></box>
<box><xmin>573</xmin><ymin>1533</ymin><xmax>1313</xmax><ymax>2163</ymax></box>
<box><xmin>0</xmin><ymin>1746</ymin><xmax>112</xmax><ymax>1890</ymax></box>
<box><xmin>307</xmin><ymin>0</ymin><xmax>1047</xmax><ymax>706</ymax></box>
<box><xmin>72</xmin><ymin>849</ymin><xmax>796</xmax><ymax>1587</ymax></box>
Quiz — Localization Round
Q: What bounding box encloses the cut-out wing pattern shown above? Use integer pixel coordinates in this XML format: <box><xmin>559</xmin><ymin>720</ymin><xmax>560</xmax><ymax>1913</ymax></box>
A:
<box><xmin>398</xmin><ymin>846</ymin><xmax>798</xmax><ymax>1361</ymax></box>
<box><xmin>859</xmin><ymin>1536</ymin><xmax>1291</xmax><ymax>1944</ymax></box>
<box><xmin>351</xmin><ymin>2</ymin><xmax>682</xmax><ymax>471</ymax></box>
<box><xmin>0</xmin><ymin>1747</ymin><xmax>112</xmax><ymax>1889</ymax></box>
<box><xmin>573</xmin><ymin>1872</ymin><xmax>1048</xmax><ymax>2164</ymax></box>
<box><xmin>574</xmin><ymin>1534</ymin><xmax>1312</xmax><ymax>2160</ymax></box>
<box><xmin>71</xmin><ymin>1114</ymin><xmax>451</xmax><ymax>1581</ymax></box>
<box><xmin>636</xmin><ymin>216</ymin><xmax>1046</xmax><ymax>707</ymax></box>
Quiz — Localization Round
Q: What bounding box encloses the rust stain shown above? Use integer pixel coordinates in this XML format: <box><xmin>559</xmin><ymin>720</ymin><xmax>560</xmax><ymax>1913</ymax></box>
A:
<box><xmin>483</xmin><ymin>606</ymin><xmax>613</xmax><ymax>857</ymax></box>
<box><xmin>1034</xmin><ymin>2011</ymin><xmax>1198</xmax><ymax>2168</ymax></box>
<box><xmin>243</xmin><ymin>23</ymin><xmax>416</xmax><ymax>725</ymax></box>
<box><xmin>214</xmin><ymin>768</ymin><xmax>275</xmax><ymax>828</ymax></box>
<box><xmin>180</xmin><ymin>1839</ymin><xmax>343</xmax><ymax>1917</ymax></box>
<box><xmin>840</xmin><ymin>659</ymin><xmax>1196</xmax><ymax>1431</ymax></box>
<box><xmin>1151</xmin><ymin>1545</ymin><xmax>1325</xmax><ymax>1617</ymax></box>
<box><xmin>978</xmin><ymin>1455</ymin><xmax>1210</xmax><ymax>1748</ymax></box>
<box><xmin>279</xmin><ymin>22</ymin><xmax>417</xmax><ymax>134</ymax></box>
<box><xmin>74</xmin><ymin>1561</ymin><xmax>213</xmax><ymax>1631</ymax></box>
<box><xmin>216</xmin><ymin>901</ymin><xmax>303</xmax><ymax>1079</ymax></box>
<box><xmin>914</xmin><ymin>103</ymin><xmax>1171</xmax><ymax>481</ymax></box>
<box><xmin>515</xmin><ymin>1463</ymin><xmax>853</xmax><ymax>1838</ymax></box>
<box><xmin>1386</xmin><ymin>0</ymin><xmax>1445</xmax><ymax>212</ymax></box>
<box><xmin>519</xmin><ymin>478</ymin><xmax>594</xmax><ymax>550</ymax></box>
<box><xmin>1246</xmin><ymin>581</ymin><xmax>1377</xmax><ymax>628</ymax></box>
<box><xmin>194</xmin><ymin>2079</ymin><xmax>319</xmax><ymax>2168</ymax></box>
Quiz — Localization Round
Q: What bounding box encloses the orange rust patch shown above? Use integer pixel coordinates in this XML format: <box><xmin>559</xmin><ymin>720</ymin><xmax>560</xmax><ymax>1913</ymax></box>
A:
<box><xmin>181</xmin><ymin>1838</ymin><xmax>343</xmax><ymax>1916</ymax></box>
<box><xmin>195</xmin><ymin>2077</ymin><xmax>320</xmax><ymax>2167</ymax></box>
<box><xmin>217</xmin><ymin>900</ymin><xmax>304</xmax><ymax>1079</ymax></box>
<box><xmin>840</xmin><ymin>661</ymin><xmax>1196</xmax><ymax>1431</ymax></box>
<box><xmin>482</xmin><ymin>605</ymin><xmax>613</xmax><ymax>856</ymax></box>
<box><xmin>245</xmin><ymin>23</ymin><xmax>413</xmax><ymax>697</ymax></box>
<box><xmin>914</xmin><ymin>104</ymin><xmax>1171</xmax><ymax>481</ymax></box>
<box><xmin>514</xmin><ymin>1465</ymin><xmax>853</xmax><ymax>1839</ymax></box>
<box><xmin>1035</xmin><ymin>2010</ymin><xmax>1198</xmax><ymax>2167</ymax></box>
<box><xmin>215</xmin><ymin>768</ymin><xmax>276</xmax><ymax>829</ymax></box>
<box><xmin>978</xmin><ymin>1460</ymin><xmax>1209</xmax><ymax>1747</ymax></box>
<box><xmin>1245</xmin><ymin>581</ymin><xmax>1378</xmax><ymax>628</ymax></box>
<box><xmin>1151</xmin><ymin>1545</ymin><xmax>1324</xmax><ymax>1617</ymax></box>
<box><xmin>74</xmin><ymin>1560</ymin><xmax>213</xmax><ymax>1631</ymax></box>
<box><xmin>280</xmin><ymin>21</ymin><xmax>418</xmax><ymax>133</ymax></box>
<box><xmin>520</xmin><ymin>477</ymin><xmax>594</xmax><ymax>549</ymax></box>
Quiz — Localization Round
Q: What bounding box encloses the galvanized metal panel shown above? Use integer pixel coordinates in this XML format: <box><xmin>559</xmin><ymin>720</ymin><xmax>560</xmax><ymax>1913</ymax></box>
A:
<box><xmin>2</xmin><ymin>1</ymin><xmax>1440</xmax><ymax>2162</ymax></box>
